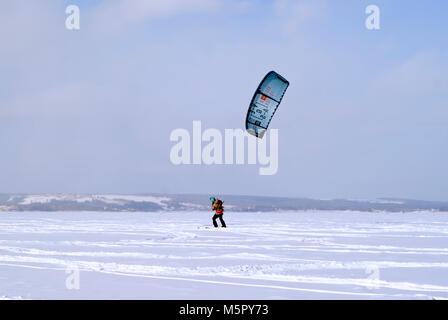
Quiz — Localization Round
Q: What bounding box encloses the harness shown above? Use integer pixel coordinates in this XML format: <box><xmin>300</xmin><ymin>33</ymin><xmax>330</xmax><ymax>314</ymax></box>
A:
<box><xmin>215</xmin><ymin>208</ymin><xmax>223</xmax><ymax>215</ymax></box>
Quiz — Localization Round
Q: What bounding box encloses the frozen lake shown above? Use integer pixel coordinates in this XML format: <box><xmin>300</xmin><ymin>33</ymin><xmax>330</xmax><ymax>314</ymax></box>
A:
<box><xmin>1</xmin><ymin>210</ymin><xmax>448</xmax><ymax>299</ymax></box>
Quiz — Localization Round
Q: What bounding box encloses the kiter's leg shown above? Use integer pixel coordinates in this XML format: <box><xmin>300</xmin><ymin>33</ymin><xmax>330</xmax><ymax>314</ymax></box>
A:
<box><xmin>212</xmin><ymin>214</ymin><xmax>219</xmax><ymax>228</ymax></box>
<box><xmin>219</xmin><ymin>215</ymin><xmax>226</xmax><ymax>228</ymax></box>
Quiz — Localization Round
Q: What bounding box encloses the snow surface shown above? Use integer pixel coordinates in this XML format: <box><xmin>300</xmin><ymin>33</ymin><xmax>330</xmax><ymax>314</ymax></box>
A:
<box><xmin>1</xmin><ymin>210</ymin><xmax>448</xmax><ymax>300</ymax></box>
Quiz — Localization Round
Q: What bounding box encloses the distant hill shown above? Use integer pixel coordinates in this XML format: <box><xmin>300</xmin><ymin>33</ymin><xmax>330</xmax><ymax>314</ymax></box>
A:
<box><xmin>0</xmin><ymin>194</ymin><xmax>447</xmax><ymax>212</ymax></box>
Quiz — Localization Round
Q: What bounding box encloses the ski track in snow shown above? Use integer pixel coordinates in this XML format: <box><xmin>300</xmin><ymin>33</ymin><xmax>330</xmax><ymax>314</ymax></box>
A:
<box><xmin>0</xmin><ymin>211</ymin><xmax>448</xmax><ymax>299</ymax></box>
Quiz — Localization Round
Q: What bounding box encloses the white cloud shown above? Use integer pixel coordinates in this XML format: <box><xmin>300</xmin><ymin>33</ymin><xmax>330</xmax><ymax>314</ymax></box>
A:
<box><xmin>0</xmin><ymin>1</ymin><xmax>63</xmax><ymax>56</ymax></box>
<box><xmin>369</xmin><ymin>51</ymin><xmax>447</xmax><ymax>98</ymax></box>
<box><xmin>274</xmin><ymin>0</ymin><xmax>327</xmax><ymax>35</ymax></box>
<box><xmin>89</xmin><ymin>0</ymin><xmax>222</xmax><ymax>33</ymax></box>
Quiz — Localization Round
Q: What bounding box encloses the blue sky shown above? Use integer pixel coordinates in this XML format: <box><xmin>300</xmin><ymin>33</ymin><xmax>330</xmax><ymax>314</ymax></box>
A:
<box><xmin>0</xmin><ymin>0</ymin><xmax>447</xmax><ymax>200</ymax></box>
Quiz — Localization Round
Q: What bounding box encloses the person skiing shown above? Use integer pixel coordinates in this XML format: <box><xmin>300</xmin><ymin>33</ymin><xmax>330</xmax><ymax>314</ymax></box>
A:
<box><xmin>210</xmin><ymin>197</ymin><xmax>226</xmax><ymax>228</ymax></box>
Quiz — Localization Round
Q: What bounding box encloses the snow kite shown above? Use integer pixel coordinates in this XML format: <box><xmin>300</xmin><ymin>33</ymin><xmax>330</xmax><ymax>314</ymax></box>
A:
<box><xmin>245</xmin><ymin>71</ymin><xmax>289</xmax><ymax>138</ymax></box>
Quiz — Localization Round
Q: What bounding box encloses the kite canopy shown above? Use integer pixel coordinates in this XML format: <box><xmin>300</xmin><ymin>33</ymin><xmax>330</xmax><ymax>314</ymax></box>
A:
<box><xmin>245</xmin><ymin>71</ymin><xmax>289</xmax><ymax>138</ymax></box>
